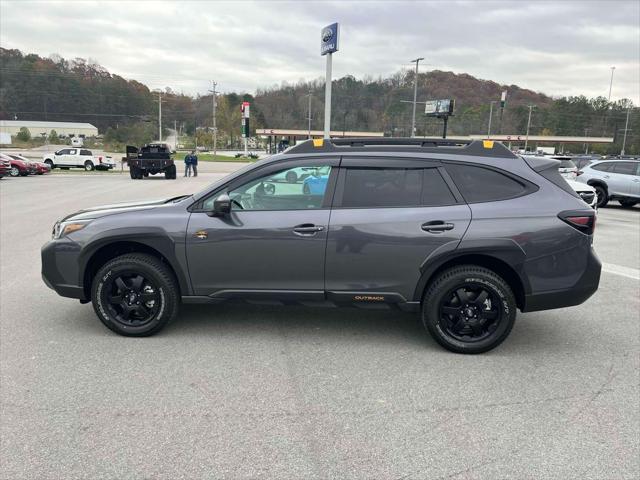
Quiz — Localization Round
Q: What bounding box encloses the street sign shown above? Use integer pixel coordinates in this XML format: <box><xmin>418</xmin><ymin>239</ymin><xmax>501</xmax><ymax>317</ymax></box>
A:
<box><xmin>321</xmin><ymin>23</ymin><xmax>339</xmax><ymax>55</ymax></box>
<box><xmin>241</xmin><ymin>101</ymin><xmax>250</xmax><ymax>118</ymax></box>
<box><xmin>425</xmin><ymin>99</ymin><xmax>455</xmax><ymax>116</ymax></box>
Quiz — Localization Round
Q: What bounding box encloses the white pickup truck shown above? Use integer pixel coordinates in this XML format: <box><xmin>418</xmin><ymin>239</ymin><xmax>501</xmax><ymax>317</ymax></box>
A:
<box><xmin>43</xmin><ymin>148</ymin><xmax>115</xmax><ymax>171</ymax></box>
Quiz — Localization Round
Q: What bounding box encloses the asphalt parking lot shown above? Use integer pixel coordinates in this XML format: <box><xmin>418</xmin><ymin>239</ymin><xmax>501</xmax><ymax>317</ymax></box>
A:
<box><xmin>1</xmin><ymin>171</ymin><xmax>639</xmax><ymax>479</ymax></box>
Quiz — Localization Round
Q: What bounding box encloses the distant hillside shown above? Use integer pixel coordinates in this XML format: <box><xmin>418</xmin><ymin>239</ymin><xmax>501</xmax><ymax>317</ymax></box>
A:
<box><xmin>1</xmin><ymin>48</ymin><xmax>637</xmax><ymax>153</ymax></box>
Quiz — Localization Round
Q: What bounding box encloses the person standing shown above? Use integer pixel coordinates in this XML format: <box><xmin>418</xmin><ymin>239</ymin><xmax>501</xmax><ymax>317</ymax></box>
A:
<box><xmin>184</xmin><ymin>151</ymin><xmax>193</xmax><ymax>177</ymax></box>
<box><xmin>191</xmin><ymin>151</ymin><xmax>198</xmax><ymax>177</ymax></box>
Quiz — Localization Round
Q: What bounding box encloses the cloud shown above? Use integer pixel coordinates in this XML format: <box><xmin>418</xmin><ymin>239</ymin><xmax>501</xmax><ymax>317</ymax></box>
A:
<box><xmin>1</xmin><ymin>0</ymin><xmax>638</xmax><ymax>102</ymax></box>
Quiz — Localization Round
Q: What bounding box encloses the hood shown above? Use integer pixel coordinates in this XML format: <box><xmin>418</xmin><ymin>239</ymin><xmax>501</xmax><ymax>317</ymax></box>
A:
<box><xmin>565</xmin><ymin>179</ymin><xmax>595</xmax><ymax>193</ymax></box>
<box><xmin>61</xmin><ymin>196</ymin><xmax>190</xmax><ymax>222</ymax></box>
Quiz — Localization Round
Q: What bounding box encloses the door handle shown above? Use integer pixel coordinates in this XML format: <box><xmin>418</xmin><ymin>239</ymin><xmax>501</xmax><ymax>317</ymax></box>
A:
<box><xmin>421</xmin><ymin>221</ymin><xmax>454</xmax><ymax>233</ymax></box>
<box><xmin>293</xmin><ymin>224</ymin><xmax>325</xmax><ymax>235</ymax></box>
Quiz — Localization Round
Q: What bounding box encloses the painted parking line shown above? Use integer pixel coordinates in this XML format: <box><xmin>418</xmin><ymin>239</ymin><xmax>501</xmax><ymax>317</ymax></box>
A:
<box><xmin>602</xmin><ymin>263</ymin><xmax>640</xmax><ymax>280</ymax></box>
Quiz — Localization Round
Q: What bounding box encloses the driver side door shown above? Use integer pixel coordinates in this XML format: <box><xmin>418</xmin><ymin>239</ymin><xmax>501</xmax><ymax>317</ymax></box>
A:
<box><xmin>186</xmin><ymin>158</ymin><xmax>339</xmax><ymax>299</ymax></box>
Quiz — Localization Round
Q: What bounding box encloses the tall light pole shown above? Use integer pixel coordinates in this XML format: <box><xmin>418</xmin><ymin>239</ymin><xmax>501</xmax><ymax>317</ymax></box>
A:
<box><xmin>307</xmin><ymin>89</ymin><xmax>312</xmax><ymax>138</ymax></box>
<box><xmin>410</xmin><ymin>57</ymin><xmax>424</xmax><ymax>137</ymax></box>
<box><xmin>209</xmin><ymin>81</ymin><xmax>217</xmax><ymax>158</ymax></box>
<box><xmin>157</xmin><ymin>91</ymin><xmax>162</xmax><ymax>142</ymax></box>
<box><xmin>524</xmin><ymin>105</ymin><xmax>535</xmax><ymax>151</ymax></box>
<box><xmin>621</xmin><ymin>107</ymin><xmax>631</xmax><ymax>155</ymax></box>
<box><xmin>487</xmin><ymin>101</ymin><xmax>497</xmax><ymax>137</ymax></box>
<box><xmin>608</xmin><ymin>66</ymin><xmax>616</xmax><ymax>102</ymax></box>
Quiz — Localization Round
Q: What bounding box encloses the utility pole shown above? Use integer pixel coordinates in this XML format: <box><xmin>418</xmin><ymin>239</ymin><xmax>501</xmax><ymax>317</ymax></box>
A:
<box><xmin>608</xmin><ymin>66</ymin><xmax>616</xmax><ymax>102</ymax></box>
<box><xmin>410</xmin><ymin>57</ymin><xmax>424</xmax><ymax>137</ymax></box>
<box><xmin>621</xmin><ymin>107</ymin><xmax>631</xmax><ymax>155</ymax></box>
<box><xmin>174</xmin><ymin>119</ymin><xmax>177</xmax><ymax>150</ymax></box>
<box><xmin>584</xmin><ymin>128</ymin><xmax>590</xmax><ymax>154</ymax></box>
<box><xmin>208</xmin><ymin>81</ymin><xmax>218</xmax><ymax>159</ymax></box>
<box><xmin>307</xmin><ymin>89</ymin><xmax>312</xmax><ymax>138</ymax></box>
<box><xmin>155</xmin><ymin>91</ymin><xmax>163</xmax><ymax>142</ymax></box>
<box><xmin>487</xmin><ymin>101</ymin><xmax>497</xmax><ymax>138</ymax></box>
<box><xmin>524</xmin><ymin>105</ymin><xmax>535</xmax><ymax>152</ymax></box>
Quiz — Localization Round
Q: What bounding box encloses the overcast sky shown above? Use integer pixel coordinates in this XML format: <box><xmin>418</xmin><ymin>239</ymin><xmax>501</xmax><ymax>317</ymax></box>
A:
<box><xmin>1</xmin><ymin>0</ymin><xmax>639</xmax><ymax>102</ymax></box>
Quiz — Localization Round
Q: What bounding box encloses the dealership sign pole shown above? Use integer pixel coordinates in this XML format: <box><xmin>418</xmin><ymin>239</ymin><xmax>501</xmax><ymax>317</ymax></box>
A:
<box><xmin>241</xmin><ymin>101</ymin><xmax>250</xmax><ymax>156</ymax></box>
<box><xmin>321</xmin><ymin>23</ymin><xmax>339</xmax><ymax>139</ymax></box>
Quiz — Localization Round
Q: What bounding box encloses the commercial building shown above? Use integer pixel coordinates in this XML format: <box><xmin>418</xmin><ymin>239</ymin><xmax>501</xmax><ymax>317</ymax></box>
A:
<box><xmin>0</xmin><ymin>120</ymin><xmax>99</xmax><ymax>141</ymax></box>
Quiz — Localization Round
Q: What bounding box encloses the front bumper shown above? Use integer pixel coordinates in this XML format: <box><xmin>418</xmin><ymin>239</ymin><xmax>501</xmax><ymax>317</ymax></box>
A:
<box><xmin>41</xmin><ymin>239</ymin><xmax>86</xmax><ymax>300</ymax></box>
<box><xmin>522</xmin><ymin>246</ymin><xmax>602</xmax><ymax>312</ymax></box>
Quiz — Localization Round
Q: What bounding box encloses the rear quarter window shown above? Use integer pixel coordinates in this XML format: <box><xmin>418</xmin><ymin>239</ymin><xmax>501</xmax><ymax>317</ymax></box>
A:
<box><xmin>591</xmin><ymin>162</ymin><xmax>612</xmax><ymax>172</ymax></box>
<box><xmin>445</xmin><ymin>163</ymin><xmax>533</xmax><ymax>203</ymax></box>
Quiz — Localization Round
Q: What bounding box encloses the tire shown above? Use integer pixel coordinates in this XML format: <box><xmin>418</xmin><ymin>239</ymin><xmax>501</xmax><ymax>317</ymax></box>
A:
<box><xmin>91</xmin><ymin>253</ymin><xmax>180</xmax><ymax>337</ymax></box>
<box><xmin>285</xmin><ymin>171</ymin><xmax>298</xmax><ymax>183</ymax></box>
<box><xmin>421</xmin><ymin>265</ymin><xmax>517</xmax><ymax>354</ymax></box>
<box><xmin>9</xmin><ymin>167</ymin><xmax>20</xmax><ymax>177</ymax></box>
<box><xmin>594</xmin><ymin>185</ymin><xmax>609</xmax><ymax>208</ymax></box>
<box><xmin>619</xmin><ymin>199</ymin><xmax>637</xmax><ymax>208</ymax></box>
<box><xmin>84</xmin><ymin>160</ymin><xmax>94</xmax><ymax>171</ymax></box>
<box><xmin>44</xmin><ymin>159</ymin><xmax>54</xmax><ymax>170</ymax></box>
<box><xmin>129</xmin><ymin>167</ymin><xmax>136</xmax><ymax>179</ymax></box>
<box><xmin>165</xmin><ymin>165</ymin><xmax>176</xmax><ymax>179</ymax></box>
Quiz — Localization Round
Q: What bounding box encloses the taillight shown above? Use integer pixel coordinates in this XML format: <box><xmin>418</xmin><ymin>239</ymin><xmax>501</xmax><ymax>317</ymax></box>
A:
<box><xmin>558</xmin><ymin>210</ymin><xmax>596</xmax><ymax>235</ymax></box>
<box><xmin>98</xmin><ymin>156</ymin><xmax>103</xmax><ymax>164</ymax></box>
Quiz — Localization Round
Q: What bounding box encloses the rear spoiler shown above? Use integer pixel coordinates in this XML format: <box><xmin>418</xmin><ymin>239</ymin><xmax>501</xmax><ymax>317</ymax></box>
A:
<box><xmin>522</xmin><ymin>155</ymin><xmax>560</xmax><ymax>172</ymax></box>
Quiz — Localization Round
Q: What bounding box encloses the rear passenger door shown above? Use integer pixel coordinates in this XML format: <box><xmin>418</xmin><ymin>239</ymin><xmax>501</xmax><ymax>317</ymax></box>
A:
<box><xmin>325</xmin><ymin>158</ymin><xmax>471</xmax><ymax>303</ymax></box>
<box><xmin>610</xmin><ymin>161</ymin><xmax>638</xmax><ymax>196</ymax></box>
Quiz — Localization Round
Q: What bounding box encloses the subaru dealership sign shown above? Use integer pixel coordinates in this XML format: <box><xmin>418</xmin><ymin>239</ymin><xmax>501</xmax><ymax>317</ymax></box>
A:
<box><xmin>321</xmin><ymin>23</ymin><xmax>339</xmax><ymax>55</ymax></box>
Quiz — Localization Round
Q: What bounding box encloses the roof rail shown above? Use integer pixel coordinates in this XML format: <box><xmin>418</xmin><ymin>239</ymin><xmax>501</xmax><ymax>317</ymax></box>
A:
<box><xmin>284</xmin><ymin>137</ymin><xmax>517</xmax><ymax>159</ymax></box>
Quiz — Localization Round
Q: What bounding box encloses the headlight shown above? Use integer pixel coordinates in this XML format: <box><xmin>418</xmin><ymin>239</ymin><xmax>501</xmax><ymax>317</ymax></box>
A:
<box><xmin>52</xmin><ymin>219</ymin><xmax>93</xmax><ymax>239</ymax></box>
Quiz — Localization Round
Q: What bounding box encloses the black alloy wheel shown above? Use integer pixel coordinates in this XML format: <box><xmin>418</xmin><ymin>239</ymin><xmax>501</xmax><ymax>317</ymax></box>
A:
<box><xmin>102</xmin><ymin>272</ymin><xmax>160</xmax><ymax>327</ymax></box>
<box><xmin>439</xmin><ymin>284</ymin><xmax>500</xmax><ymax>343</ymax></box>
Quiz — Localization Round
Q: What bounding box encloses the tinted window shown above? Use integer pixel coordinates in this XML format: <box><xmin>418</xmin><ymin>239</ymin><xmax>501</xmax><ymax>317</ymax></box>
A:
<box><xmin>58</xmin><ymin>149</ymin><xmax>70</xmax><ymax>155</ymax></box>
<box><xmin>422</xmin><ymin>168</ymin><xmax>456</xmax><ymax>206</ymax></box>
<box><xmin>591</xmin><ymin>162</ymin><xmax>612</xmax><ymax>172</ymax></box>
<box><xmin>217</xmin><ymin>165</ymin><xmax>332</xmax><ymax>211</ymax></box>
<box><xmin>612</xmin><ymin>162</ymin><xmax>638</xmax><ymax>175</ymax></box>
<box><xmin>342</xmin><ymin>168</ymin><xmax>422</xmax><ymax>207</ymax></box>
<box><xmin>446</xmin><ymin>164</ymin><xmax>528</xmax><ymax>203</ymax></box>
<box><xmin>80</xmin><ymin>149</ymin><xmax>91</xmax><ymax>155</ymax></box>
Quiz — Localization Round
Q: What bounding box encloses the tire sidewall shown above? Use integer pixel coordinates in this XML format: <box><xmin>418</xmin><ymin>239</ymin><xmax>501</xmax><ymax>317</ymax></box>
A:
<box><xmin>92</xmin><ymin>259</ymin><xmax>175</xmax><ymax>336</ymax></box>
<box><xmin>594</xmin><ymin>185</ymin><xmax>608</xmax><ymax>207</ymax></box>
<box><xmin>423</xmin><ymin>269</ymin><xmax>516</xmax><ymax>354</ymax></box>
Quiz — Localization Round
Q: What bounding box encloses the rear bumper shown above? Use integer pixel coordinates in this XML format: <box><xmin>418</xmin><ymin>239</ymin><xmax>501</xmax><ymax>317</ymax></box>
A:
<box><xmin>41</xmin><ymin>239</ymin><xmax>86</xmax><ymax>300</ymax></box>
<box><xmin>522</xmin><ymin>247</ymin><xmax>601</xmax><ymax>312</ymax></box>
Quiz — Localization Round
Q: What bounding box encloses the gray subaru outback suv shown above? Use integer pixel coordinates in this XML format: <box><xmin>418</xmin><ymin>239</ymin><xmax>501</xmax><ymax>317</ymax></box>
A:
<box><xmin>42</xmin><ymin>138</ymin><xmax>601</xmax><ymax>353</ymax></box>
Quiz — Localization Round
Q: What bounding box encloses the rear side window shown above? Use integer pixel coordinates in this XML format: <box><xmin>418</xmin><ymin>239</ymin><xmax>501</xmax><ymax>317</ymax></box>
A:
<box><xmin>422</xmin><ymin>168</ymin><xmax>456</xmax><ymax>206</ymax></box>
<box><xmin>80</xmin><ymin>149</ymin><xmax>91</xmax><ymax>156</ymax></box>
<box><xmin>445</xmin><ymin>164</ymin><xmax>529</xmax><ymax>203</ymax></box>
<box><xmin>342</xmin><ymin>168</ymin><xmax>422</xmax><ymax>207</ymax></box>
<box><xmin>612</xmin><ymin>162</ymin><xmax>637</xmax><ymax>175</ymax></box>
<box><xmin>591</xmin><ymin>162</ymin><xmax>612</xmax><ymax>172</ymax></box>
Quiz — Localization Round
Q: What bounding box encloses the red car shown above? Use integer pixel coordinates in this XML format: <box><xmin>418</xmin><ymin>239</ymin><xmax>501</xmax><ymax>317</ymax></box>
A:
<box><xmin>0</xmin><ymin>156</ymin><xmax>10</xmax><ymax>178</ymax></box>
<box><xmin>1</xmin><ymin>152</ymin><xmax>33</xmax><ymax>177</ymax></box>
<box><xmin>10</xmin><ymin>154</ymin><xmax>50</xmax><ymax>175</ymax></box>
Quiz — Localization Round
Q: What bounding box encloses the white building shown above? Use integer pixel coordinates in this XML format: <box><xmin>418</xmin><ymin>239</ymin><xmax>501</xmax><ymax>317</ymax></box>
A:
<box><xmin>0</xmin><ymin>120</ymin><xmax>99</xmax><ymax>140</ymax></box>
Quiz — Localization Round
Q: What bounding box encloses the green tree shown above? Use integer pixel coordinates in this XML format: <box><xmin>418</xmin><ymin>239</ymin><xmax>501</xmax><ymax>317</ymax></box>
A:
<box><xmin>16</xmin><ymin>127</ymin><xmax>31</xmax><ymax>141</ymax></box>
<box><xmin>48</xmin><ymin>130</ymin><xmax>58</xmax><ymax>143</ymax></box>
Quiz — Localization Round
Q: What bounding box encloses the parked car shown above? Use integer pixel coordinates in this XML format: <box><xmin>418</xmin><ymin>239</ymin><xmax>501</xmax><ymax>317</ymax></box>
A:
<box><xmin>125</xmin><ymin>143</ymin><xmax>176</xmax><ymax>179</ymax></box>
<box><xmin>9</xmin><ymin>154</ymin><xmax>50</xmax><ymax>175</ymax></box>
<box><xmin>1</xmin><ymin>152</ymin><xmax>33</xmax><ymax>177</ymax></box>
<box><xmin>42</xmin><ymin>138</ymin><xmax>601</xmax><ymax>354</ymax></box>
<box><xmin>576</xmin><ymin>159</ymin><xmax>640</xmax><ymax>208</ymax></box>
<box><xmin>0</xmin><ymin>155</ymin><xmax>10</xmax><ymax>178</ymax></box>
<box><xmin>566</xmin><ymin>179</ymin><xmax>597</xmax><ymax>209</ymax></box>
<box><xmin>43</xmin><ymin>148</ymin><xmax>115</xmax><ymax>171</ymax></box>
<box><xmin>552</xmin><ymin>156</ymin><xmax>578</xmax><ymax>180</ymax></box>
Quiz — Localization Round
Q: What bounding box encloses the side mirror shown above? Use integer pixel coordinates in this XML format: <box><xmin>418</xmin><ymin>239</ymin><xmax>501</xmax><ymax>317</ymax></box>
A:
<box><xmin>212</xmin><ymin>194</ymin><xmax>231</xmax><ymax>216</ymax></box>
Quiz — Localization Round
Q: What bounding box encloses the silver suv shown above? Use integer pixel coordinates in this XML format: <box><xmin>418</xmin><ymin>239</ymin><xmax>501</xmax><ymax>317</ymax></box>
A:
<box><xmin>576</xmin><ymin>159</ymin><xmax>640</xmax><ymax>208</ymax></box>
<box><xmin>42</xmin><ymin>138</ymin><xmax>601</xmax><ymax>354</ymax></box>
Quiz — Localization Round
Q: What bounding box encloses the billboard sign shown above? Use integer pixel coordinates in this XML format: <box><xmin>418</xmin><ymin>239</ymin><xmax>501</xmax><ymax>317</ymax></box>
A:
<box><xmin>425</xmin><ymin>99</ymin><xmax>455</xmax><ymax>117</ymax></box>
<box><xmin>321</xmin><ymin>23</ymin><xmax>339</xmax><ymax>55</ymax></box>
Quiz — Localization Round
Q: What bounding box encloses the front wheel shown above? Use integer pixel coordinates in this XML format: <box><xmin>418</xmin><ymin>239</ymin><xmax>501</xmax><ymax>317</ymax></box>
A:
<box><xmin>44</xmin><ymin>159</ymin><xmax>54</xmax><ymax>170</ymax></box>
<box><xmin>422</xmin><ymin>265</ymin><xmax>517</xmax><ymax>354</ymax></box>
<box><xmin>9</xmin><ymin>166</ymin><xmax>20</xmax><ymax>177</ymax></box>
<box><xmin>91</xmin><ymin>253</ymin><xmax>180</xmax><ymax>336</ymax></box>
<box><xmin>594</xmin><ymin>185</ymin><xmax>609</xmax><ymax>208</ymax></box>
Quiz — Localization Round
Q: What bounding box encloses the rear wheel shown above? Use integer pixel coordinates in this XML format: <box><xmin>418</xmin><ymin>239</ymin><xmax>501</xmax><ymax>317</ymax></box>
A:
<box><xmin>9</xmin><ymin>166</ymin><xmax>19</xmax><ymax>177</ymax></box>
<box><xmin>422</xmin><ymin>265</ymin><xmax>516</xmax><ymax>354</ymax></box>
<box><xmin>84</xmin><ymin>160</ymin><xmax>94</xmax><ymax>171</ymax></box>
<box><xmin>165</xmin><ymin>165</ymin><xmax>176</xmax><ymax>179</ymax></box>
<box><xmin>619</xmin><ymin>199</ymin><xmax>637</xmax><ymax>208</ymax></box>
<box><xmin>91</xmin><ymin>253</ymin><xmax>179</xmax><ymax>336</ymax></box>
<box><xmin>594</xmin><ymin>185</ymin><xmax>609</xmax><ymax>208</ymax></box>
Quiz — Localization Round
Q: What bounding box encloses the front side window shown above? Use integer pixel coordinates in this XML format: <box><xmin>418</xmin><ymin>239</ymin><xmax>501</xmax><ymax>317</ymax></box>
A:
<box><xmin>57</xmin><ymin>149</ymin><xmax>70</xmax><ymax>155</ymax></box>
<box><xmin>591</xmin><ymin>162</ymin><xmax>612</xmax><ymax>172</ymax></box>
<box><xmin>612</xmin><ymin>162</ymin><xmax>637</xmax><ymax>175</ymax></box>
<box><xmin>208</xmin><ymin>165</ymin><xmax>332</xmax><ymax>211</ymax></box>
<box><xmin>69</xmin><ymin>149</ymin><xmax>77</xmax><ymax>155</ymax></box>
<box><xmin>341</xmin><ymin>168</ymin><xmax>423</xmax><ymax>208</ymax></box>
<box><xmin>446</xmin><ymin>163</ymin><xmax>528</xmax><ymax>203</ymax></box>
